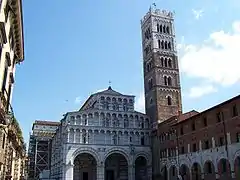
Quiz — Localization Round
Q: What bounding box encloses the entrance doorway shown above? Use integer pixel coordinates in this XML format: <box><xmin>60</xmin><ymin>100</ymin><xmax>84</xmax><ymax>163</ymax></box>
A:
<box><xmin>106</xmin><ymin>170</ymin><xmax>114</xmax><ymax>180</ymax></box>
<box><xmin>105</xmin><ymin>153</ymin><xmax>128</xmax><ymax>180</ymax></box>
<box><xmin>83</xmin><ymin>172</ymin><xmax>88</xmax><ymax>180</ymax></box>
<box><xmin>73</xmin><ymin>153</ymin><xmax>97</xmax><ymax>180</ymax></box>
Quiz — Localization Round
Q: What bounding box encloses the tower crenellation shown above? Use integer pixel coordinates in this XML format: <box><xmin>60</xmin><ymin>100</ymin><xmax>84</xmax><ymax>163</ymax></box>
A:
<box><xmin>141</xmin><ymin>6</ymin><xmax>182</xmax><ymax>128</ymax></box>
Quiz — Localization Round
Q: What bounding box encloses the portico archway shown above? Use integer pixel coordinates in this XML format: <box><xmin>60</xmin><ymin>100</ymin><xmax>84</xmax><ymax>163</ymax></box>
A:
<box><xmin>105</xmin><ymin>153</ymin><xmax>128</xmax><ymax>180</ymax></box>
<box><xmin>191</xmin><ymin>162</ymin><xmax>201</xmax><ymax>180</ymax></box>
<box><xmin>135</xmin><ymin>156</ymin><xmax>148</xmax><ymax>180</ymax></box>
<box><xmin>73</xmin><ymin>153</ymin><xmax>97</xmax><ymax>180</ymax></box>
<box><xmin>179</xmin><ymin>164</ymin><xmax>190</xmax><ymax>180</ymax></box>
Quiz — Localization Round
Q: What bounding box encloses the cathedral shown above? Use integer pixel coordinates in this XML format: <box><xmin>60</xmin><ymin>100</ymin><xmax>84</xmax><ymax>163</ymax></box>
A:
<box><xmin>50</xmin><ymin>87</ymin><xmax>152</xmax><ymax>180</ymax></box>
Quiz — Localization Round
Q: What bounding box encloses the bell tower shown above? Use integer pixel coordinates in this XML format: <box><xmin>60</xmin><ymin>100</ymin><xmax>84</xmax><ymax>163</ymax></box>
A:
<box><xmin>141</xmin><ymin>6</ymin><xmax>182</xmax><ymax>127</ymax></box>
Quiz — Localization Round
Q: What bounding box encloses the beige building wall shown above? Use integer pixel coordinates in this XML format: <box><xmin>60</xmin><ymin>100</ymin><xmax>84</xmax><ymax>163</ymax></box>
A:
<box><xmin>0</xmin><ymin>0</ymin><xmax>24</xmax><ymax>179</ymax></box>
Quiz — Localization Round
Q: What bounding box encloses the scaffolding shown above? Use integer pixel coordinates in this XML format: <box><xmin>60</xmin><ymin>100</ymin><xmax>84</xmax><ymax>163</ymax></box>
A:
<box><xmin>28</xmin><ymin>135</ymin><xmax>52</xmax><ymax>179</ymax></box>
<box><xmin>27</xmin><ymin>121</ymin><xmax>59</xmax><ymax>180</ymax></box>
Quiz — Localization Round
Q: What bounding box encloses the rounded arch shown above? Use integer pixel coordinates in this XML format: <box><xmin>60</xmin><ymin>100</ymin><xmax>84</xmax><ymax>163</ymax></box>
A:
<box><xmin>73</xmin><ymin>153</ymin><xmax>97</xmax><ymax>180</ymax></box>
<box><xmin>179</xmin><ymin>164</ymin><xmax>190</xmax><ymax>180</ymax></box>
<box><xmin>71</xmin><ymin>147</ymin><xmax>101</xmax><ymax>166</ymax></box>
<box><xmin>235</xmin><ymin>156</ymin><xmax>240</xmax><ymax>179</ymax></box>
<box><xmin>105</xmin><ymin>151</ymin><xmax>128</xmax><ymax>180</ymax></box>
<box><xmin>204</xmin><ymin>160</ymin><xmax>215</xmax><ymax>179</ymax></box>
<box><xmin>217</xmin><ymin>158</ymin><xmax>231</xmax><ymax>178</ymax></box>
<box><xmin>167</xmin><ymin>96</ymin><xmax>172</xmax><ymax>105</ymax></box>
<box><xmin>191</xmin><ymin>162</ymin><xmax>201</xmax><ymax>180</ymax></box>
<box><xmin>103</xmin><ymin>147</ymin><xmax>131</xmax><ymax>165</ymax></box>
<box><xmin>135</xmin><ymin>155</ymin><xmax>148</xmax><ymax>180</ymax></box>
<box><xmin>134</xmin><ymin>152</ymin><xmax>151</xmax><ymax>166</ymax></box>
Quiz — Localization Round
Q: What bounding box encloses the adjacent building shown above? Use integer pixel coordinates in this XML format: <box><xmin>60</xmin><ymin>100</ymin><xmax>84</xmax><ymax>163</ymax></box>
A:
<box><xmin>51</xmin><ymin>87</ymin><xmax>152</xmax><ymax>180</ymax></box>
<box><xmin>152</xmin><ymin>95</ymin><xmax>240</xmax><ymax>180</ymax></box>
<box><xmin>27</xmin><ymin>120</ymin><xmax>60</xmax><ymax>180</ymax></box>
<box><xmin>0</xmin><ymin>0</ymin><xmax>25</xmax><ymax>179</ymax></box>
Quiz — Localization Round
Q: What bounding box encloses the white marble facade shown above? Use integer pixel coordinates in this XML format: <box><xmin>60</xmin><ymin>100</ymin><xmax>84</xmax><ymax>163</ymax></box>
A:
<box><xmin>51</xmin><ymin>87</ymin><xmax>152</xmax><ymax>180</ymax></box>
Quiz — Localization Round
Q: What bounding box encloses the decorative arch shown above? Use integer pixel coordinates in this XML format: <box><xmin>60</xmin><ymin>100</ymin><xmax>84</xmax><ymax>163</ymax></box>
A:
<box><xmin>71</xmin><ymin>147</ymin><xmax>101</xmax><ymax>166</ymax></box>
<box><xmin>179</xmin><ymin>164</ymin><xmax>190</xmax><ymax>180</ymax></box>
<box><xmin>167</xmin><ymin>96</ymin><xmax>172</xmax><ymax>105</ymax></box>
<box><xmin>135</xmin><ymin>155</ymin><xmax>148</xmax><ymax>180</ymax></box>
<box><xmin>204</xmin><ymin>160</ymin><xmax>215</xmax><ymax>179</ymax></box>
<box><xmin>134</xmin><ymin>152</ymin><xmax>151</xmax><ymax>166</ymax></box>
<box><xmin>191</xmin><ymin>162</ymin><xmax>201</xmax><ymax>180</ymax></box>
<box><xmin>217</xmin><ymin>158</ymin><xmax>231</xmax><ymax>179</ymax></box>
<box><xmin>103</xmin><ymin>147</ymin><xmax>131</xmax><ymax>165</ymax></box>
<box><xmin>234</xmin><ymin>156</ymin><xmax>240</xmax><ymax>180</ymax></box>
<box><xmin>73</xmin><ymin>153</ymin><xmax>97</xmax><ymax>180</ymax></box>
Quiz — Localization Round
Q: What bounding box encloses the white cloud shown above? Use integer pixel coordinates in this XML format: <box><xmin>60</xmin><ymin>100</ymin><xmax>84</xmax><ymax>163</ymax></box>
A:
<box><xmin>75</xmin><ymin>96</ymin><xmax>81</xmax><ymax>104</ymax></box>
<box><xmin>134</xmin><ymin>92</ymin><xmax>145</xmax><ymax>113</ymax></box>
<box><xmin>180</xmin><ymin>20</ymin><xmax>240</xmax><ymax>86</ymax></box>
<box><xmin>188</xmin><ymin>85</ymin><xmax>218</xmax><ymax>98</ymax></box>
<box><xmin>192</xmin><ymin>9</ymin><xmax>204</xmax><ymax>20</ymax></box>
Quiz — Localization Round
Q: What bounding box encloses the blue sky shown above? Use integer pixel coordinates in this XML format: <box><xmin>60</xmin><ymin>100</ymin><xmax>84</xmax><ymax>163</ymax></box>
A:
<box><xmin>13</xmin><ymin>0</ymin><xmax>240</xmax><ymax>143</ymax></box>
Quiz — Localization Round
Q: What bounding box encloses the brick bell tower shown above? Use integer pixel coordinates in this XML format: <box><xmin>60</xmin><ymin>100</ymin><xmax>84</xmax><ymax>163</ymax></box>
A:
<box><xmin>141</xmin><ymin>6</ymin><xmax>182</xmax><ymax>128</ymax></box>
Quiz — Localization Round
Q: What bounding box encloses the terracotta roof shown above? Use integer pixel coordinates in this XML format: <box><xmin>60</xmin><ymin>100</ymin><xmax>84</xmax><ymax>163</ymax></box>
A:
<box><xmin>178</xmin><ymin>110</ymin><xmax>199</xmax><ymax>122</ymax></box>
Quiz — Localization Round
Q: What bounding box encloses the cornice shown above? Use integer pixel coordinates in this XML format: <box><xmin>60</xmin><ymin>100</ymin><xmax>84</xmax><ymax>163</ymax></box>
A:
<box><xmin>10</xmin><ymin>0</ymin><xmax>24</xmax><ymax>62</ymax></box>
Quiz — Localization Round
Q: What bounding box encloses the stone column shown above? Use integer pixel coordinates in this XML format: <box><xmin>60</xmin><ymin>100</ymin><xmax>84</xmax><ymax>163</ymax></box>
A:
<box><xmin>128</xmin><ymin>165</ymin><xmax>135</xmax><ymax>180</ymax></box>
<box><xmin>227</xmin><ymin>132</ymin><xmax>231</xmax><ymax>145</ymax></box>
<box><xmin>199</xmin><ymin>140</ymin><xmax>202</xmax><ymax>151</ymax></box>
<box><xmin>67</xmin><ymin>130</ymin><xmax>70</xmax><ymax>143</ymax></box>
<box><xmin>64</xmin><ymin>163</ymin><xmax>73</xmax><ymax>180</ymax></box>
<box><xmin>97</xmin><ymin>164</ymin><xmax>104</xmax><ymax>180</ymax></box>
<box><xmin>73</xmin><ymin>129</ymin><xmax>75</xmax><ymax>143</ymax></box>
<box><xmin>212</xmin><ymin>137</ymin><xmax>215</xmax><ymax>148</ymax></box>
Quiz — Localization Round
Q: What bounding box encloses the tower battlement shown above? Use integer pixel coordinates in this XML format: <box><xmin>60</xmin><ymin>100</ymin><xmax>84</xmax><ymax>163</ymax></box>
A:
<box><xmin>141</xmin><ymin>6</ymin><xmax>174</xmax><ymax>25</ymax></box>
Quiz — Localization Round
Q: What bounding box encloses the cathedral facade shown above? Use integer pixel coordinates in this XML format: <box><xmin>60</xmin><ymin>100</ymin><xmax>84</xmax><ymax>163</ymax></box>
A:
<box><xmin>50</xmin><ymin>87</ymin><xmax>152</xmax><ymax>180</ymax></box>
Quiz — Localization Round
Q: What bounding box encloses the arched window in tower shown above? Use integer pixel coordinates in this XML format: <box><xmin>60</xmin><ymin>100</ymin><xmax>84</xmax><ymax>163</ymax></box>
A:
<box><xmin>164</xmin><ymin>76</ymin><xmax>167</xmax><ymax>85</ymax></box>
<box><xmin>166</xmin><ymin>26</ymin><xmax>170</xmax><ymax>34</ymax></box>
<box><xmin>168</xmin><ymin>77</ymin><xmax>172</xmax><ymax>86</ymax></box>
<box><xmin>160</xmin><ymin>25</ymin><xmax>163</xmax><ymax>33</ymax></box>
<box><xmin>168</xmin><ymin>42</ymin><xmax>171</xmax><ymax>50</ymax></box>
<box><xmin>167</xmin><ymin>96</ymin><xmax>172</xmax><ymax>105</ymax></box>
<box><xmin>158</xmin><ymin>40</ymin><xmax>161</xmax><ymax>49</ymax></box>
<box><xmin>163</xmin><ymin>25</ymin><xmax>166</xmax><ymax>33</ymax></box>
<box><xmin>165</xmin><ymin>41</ymin><xmax>168</xmax><ymax>49</ymax></box>
<box><xmin>150</xmin><ymin>62</ymin><xmax>153</xmax><ymax>69</ymax></box>
<box><xmin>147</xmin><ymin>64</ymin><xmax>150</xmax><ymax>72</ymax></box>
<box><xmin>157</xmin><ymin>24</ymin><xmax>160</xmax><ymax>32</ymax></box>
<box><xmin>168</xmin><ymin>59</ymin><xmax>172</xmax><ymax>68</ymax></box>
<box><xmin>148</xmin><ymin>79</ymin><xmax>153</xmax><ymax>90</ymax></box>
<box><xmin>160</xmin><ymin>57</ymin><xmax>164</xmax><ymax>66</ymax></box>
<box><xmin>164</xmin><ymin>58</ymin><xmax>168</xmax><ymax>67</ymax></box>
<box><xmin>161</xmin><ymin>41</ymin><xmax>164</xmax><ymax>49</ymax></box>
